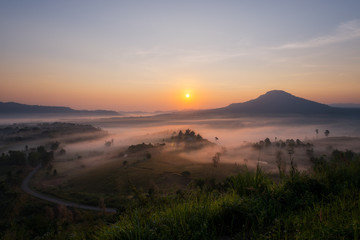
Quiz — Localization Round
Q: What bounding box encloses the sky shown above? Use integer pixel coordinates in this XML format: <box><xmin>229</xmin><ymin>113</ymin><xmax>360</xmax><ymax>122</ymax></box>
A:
<box><xmin>1</xmin><ymin>0</ymin><xmax>360</xmax><ymax>111</ymax></box>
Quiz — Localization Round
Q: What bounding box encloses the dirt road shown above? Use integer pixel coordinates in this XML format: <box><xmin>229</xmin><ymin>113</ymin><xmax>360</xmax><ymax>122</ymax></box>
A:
<box><xmin>21</xmin><ymin>165</ymin><xmax>117</xmax><ymax>213</ymax></box>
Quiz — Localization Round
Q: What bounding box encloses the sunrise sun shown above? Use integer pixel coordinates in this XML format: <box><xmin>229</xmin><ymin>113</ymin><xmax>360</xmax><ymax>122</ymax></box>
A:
<box><xmin>185</xmin><ymin>93</ymin><xmax>190</xmax><ymax>98</ymax></box>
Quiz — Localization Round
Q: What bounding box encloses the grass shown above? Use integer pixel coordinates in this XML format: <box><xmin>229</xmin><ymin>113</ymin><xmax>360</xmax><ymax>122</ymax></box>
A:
<box><xmin>93</xmin><ymin>149</ymin><xmax>360</xmax><ymax>240</ymax></box>
<box><xmin>8</xmin><ymin>139</ymin><xmax>360</xmax><ymax>239</ymax></box>
<box><xmin>32</xmin><ymin>149</ymin><xmax>243</xmax><ymax>208</ymax></box>
<box><xmin>2</xmin><ymin>144</ymin><xmax>360</xmax><ymax>239</ymax></box>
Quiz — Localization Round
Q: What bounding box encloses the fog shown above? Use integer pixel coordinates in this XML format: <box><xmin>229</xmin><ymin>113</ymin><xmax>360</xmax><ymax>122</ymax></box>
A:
<box><xmin>51</xmin><ymin>116</ymin><xmax>360</xmax><ymax>175</ymax></box>
<box><xmin>3</xmin><ymin>115</ymin><xmax>360</xmax><ymax>175</ymax></box>
<box><xmin>89</xmin><ymin>116</ymin><xmax>360</xmax><ymax>150</ymax></box>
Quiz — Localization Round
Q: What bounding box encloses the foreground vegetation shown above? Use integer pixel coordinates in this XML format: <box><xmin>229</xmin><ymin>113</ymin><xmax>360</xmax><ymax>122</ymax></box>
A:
<box><xmin>1</xmin><ymin>137</ymin><xmax>360</xmax><ymax>239</ymax></box>
<box><xmin>95</xmin><ymin>149</ymin><xmax>360</xmax><ymax>240</ymax></box>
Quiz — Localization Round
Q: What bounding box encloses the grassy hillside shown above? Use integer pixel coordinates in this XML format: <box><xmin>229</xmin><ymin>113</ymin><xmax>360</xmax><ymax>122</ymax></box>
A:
<box><xmin>94</xmin><ymin>149</ymin><xmax>360</xmax><ymax>240</ymax></box>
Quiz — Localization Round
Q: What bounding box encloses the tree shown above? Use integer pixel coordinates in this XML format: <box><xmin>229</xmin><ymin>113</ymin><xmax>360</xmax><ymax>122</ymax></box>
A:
<box><xmin>212</xmin><ymin>152</ymin><xmax>221</xmax><ymax>168</ymax></box>
<box><xmin>264</xmin><ymin>137</ymin><xmax>271</xmax><ymax>147</ymax></box>
<box><xmin>123</xmin><ymin>160</ymin><xmax>128</xmax><ymax>168</ymax></box>
<box><xmin>315</xmin><ymin>129</ymin><xmax>319</xmax><ymax>138</ymax></box>
<box><xmin>306</xmin><ymin>148</ymin><xmax>314</xmax><ymax>159</ymax></box>
<box><xmin>50</xmin><ymin>141</ymin><xmax>60</xmax><ymax>151</ymax></box>
<box><xmin>8</xmin><ymin>150</ymin><xmax>26</xmax><ymax>165</ymax></box>
<box><xmin>275</xmin><ymin>150</ymin><xmax>285</xmax><ymax>179</ymax></box>
<box><xmin>59</xmin><ymin>148</ymin><xmax>66</xmax><ymax>155</ymax></box>
<box><xmin>324</xmin><ymin>130</ymin><xmax>330</xmax><ymax>137</ymax></box>
<box><xmin>287</xmin><ymin>148</ymin><xmax>297</xmax><ymax>178</ymax></box>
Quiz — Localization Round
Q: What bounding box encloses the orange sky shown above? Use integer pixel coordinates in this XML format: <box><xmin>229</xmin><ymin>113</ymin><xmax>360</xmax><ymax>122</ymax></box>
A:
<box><xmin>1</xmin><ymin>1</ymin><xmax>360</xmax><ymax>111</ymax></box>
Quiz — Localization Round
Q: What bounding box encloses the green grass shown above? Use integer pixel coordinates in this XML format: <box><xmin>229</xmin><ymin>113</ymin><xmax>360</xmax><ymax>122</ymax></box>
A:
<box><xmin>5</xmin><ymin>146</ymin><xmax>360</xmax><ymax>239</ymax></box>
<box><xmin>93</xmin><ymin>149</ymin><xmax>360</xmax><ymax>240</ymax></box>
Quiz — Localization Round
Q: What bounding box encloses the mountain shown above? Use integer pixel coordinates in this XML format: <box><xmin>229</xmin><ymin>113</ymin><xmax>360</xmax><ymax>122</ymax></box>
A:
<box><xmin>199</xmin><ymin>90</ymin><xmax>360</xmax><ymax>117</ymax></box>
<box><xmin>330</xmin><ymin>103</ymin><xmax>360</xmax><ymax>108</ymax></box>
<box><xmin>0</xmin><ymin>102</ymin><xmax>119</xmax><ymax>116</ymax></box>
<box><xmin>223</xmin><ymin>90</ymin><xmax>332</xmax><ymax>114</ymax></box>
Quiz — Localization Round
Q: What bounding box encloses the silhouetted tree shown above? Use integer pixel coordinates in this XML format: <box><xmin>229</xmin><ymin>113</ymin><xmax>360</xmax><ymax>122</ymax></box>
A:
<box><xmin>123</xmin><ymin>160</ymin><xmax>128</xmax><ymax>168</ymax></box>
<box><xmin>50</xmin><ymin>141</ymin><xmax>60</xmax><ymax>151</ymax></box>
<box><xmin>315</xmin><ymin>129</ymin><xmax>319</xmax><ymax>138</ymax></box>
<box><xmin>295</xmin><ymin>139</ymin><xmax>303</xmax><ymax>146</ymax></box>
<box><xmin>264</xmin><ymin>137</ymin><xmax>271</xmax><ymax>147</ymax></box>
<box><xmin>59</xmin><ymin>148</ymin><xmax>66</xmax><ymax>155</ymax></box>
<box><xmin>288</xmin><ymin>148</ymin><xmax>297</xmax><ymax>178</ymax></box>
<box><xmin>306</xmin><ymin>148</ymin><xmax>314</xmax><ymax>159</ymax></box>
<box><xmin>275</xmin><ymin>150</ymin><xmax>285</xmax><ymax>179</ymax></box>
<box><xmin>8</xmin><ymin>150</ymin><xmax>26</xmax><ymax>165</ymax></box>
<box><xmin>212</xmin><ymin>152</ymin><xmax>221</xmax><ymax>168</ymax></box>
<box><xmin>286</xmin><ymin>139</ymin><xmax>295</xmax><ymax>148</ymax></box>
<box><xmin>288</xmin><ymin>148</ymin><xmax>295</xmax><ymax>162</ymax></box>
<box><xmin>324</xmin><ymin>130</ymin><xmax>330</xmax><ymax>137</ymax></box>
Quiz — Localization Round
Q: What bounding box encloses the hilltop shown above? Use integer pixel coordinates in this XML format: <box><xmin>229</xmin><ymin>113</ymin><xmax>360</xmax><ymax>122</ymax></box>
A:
<box><xmin>0</xmin><ymin>102</ymin><xmax>119</xmax><ymax>116</ymax></box>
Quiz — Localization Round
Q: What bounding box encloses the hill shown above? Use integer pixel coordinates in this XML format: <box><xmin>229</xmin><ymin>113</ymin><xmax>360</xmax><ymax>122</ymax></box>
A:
<box><xmin>223</xmin><ymin>90</ymin><xmax>332</xmax><ymax>114</ymax></box>
<box><xmin>198</xmin><ymin>90</ymin><xmax>360</xmax><ymax>117</ymax></box>
<box><xmin>0</xmin><ymin>102</ymin><xmax>119</xmax><ymax>116</ymax></box>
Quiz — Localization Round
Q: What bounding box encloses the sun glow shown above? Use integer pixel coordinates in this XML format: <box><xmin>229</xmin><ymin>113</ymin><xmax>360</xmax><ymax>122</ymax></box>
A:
<box><xmin>185</xmin><ymin>93</ymin><xmax>190</xmax><ymax>98</ymax></box>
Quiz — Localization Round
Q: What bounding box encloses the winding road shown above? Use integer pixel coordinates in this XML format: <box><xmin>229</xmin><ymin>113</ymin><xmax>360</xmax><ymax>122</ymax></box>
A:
<box><xmin>21</xmin><ymin>165</ymin><xmax>117</xmax><ymax>213</ymax></box>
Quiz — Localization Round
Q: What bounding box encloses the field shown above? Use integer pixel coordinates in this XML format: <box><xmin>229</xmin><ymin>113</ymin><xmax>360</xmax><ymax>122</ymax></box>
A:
<box><xmin>1</xmin><ymin>117</ymin><xmax>360</xmax><ymax>239</ymax></box>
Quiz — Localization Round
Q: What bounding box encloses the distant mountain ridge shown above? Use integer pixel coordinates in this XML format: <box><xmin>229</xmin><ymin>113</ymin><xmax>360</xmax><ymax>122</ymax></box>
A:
<box><xmin>2</xmin><ymin>90</ymin><xmax>360</xmax><ymax>118</ymax></box>
<box><xmin>330</xmin><ymin>103</ymin><xmax>360</xmax><ymax>108</ymax></box>
<box><xmin>0</xmin><ymin>102</ymin><xmax>119</xmax><ymax>116</ymax></box>
<box><xmin>223</xmin><ymin>90</ymin><xmax>332</xmax><ymax>114</ymax></box>
<box><xmin>199</xmin><ymin>90</ymin><xmax>360</xmax><ymax>117</ymax></box>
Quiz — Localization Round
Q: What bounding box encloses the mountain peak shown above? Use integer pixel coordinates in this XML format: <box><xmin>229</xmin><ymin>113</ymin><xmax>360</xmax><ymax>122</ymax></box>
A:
<box><xmin>224</xmin><ymin>90</ymin><xmax>332</xmax><ymax>115</ymax></box>
<box><xmin>263</xmin><ymin>90</ymin><xmax>292</xmax><ymax>96</ymax></box>
<box><xmin>257</xmin><ymin>90</ymin><xmax>294</xmax><ymax>100</ymax></box>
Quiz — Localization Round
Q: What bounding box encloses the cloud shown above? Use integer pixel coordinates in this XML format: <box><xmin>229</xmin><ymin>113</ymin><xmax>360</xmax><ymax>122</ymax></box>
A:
<box><xmin>127</xmin><ymin>46</ymin><xmax>268</xmax><ymax>65</ymax></box>
<box><xmin>275</xmin><ymin>19</ymin><xmax>360</xmax><ymax>50</ymax></box>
